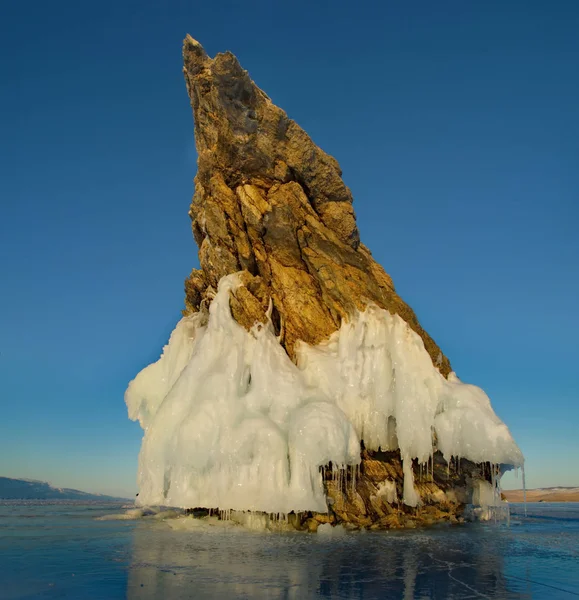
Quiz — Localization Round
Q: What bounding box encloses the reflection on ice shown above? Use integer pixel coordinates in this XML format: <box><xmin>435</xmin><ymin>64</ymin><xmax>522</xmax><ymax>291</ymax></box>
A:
<box><xmin>126</xmin><ymin>521</ymin><xmax>530</xmax><ymax>599</ymax></box>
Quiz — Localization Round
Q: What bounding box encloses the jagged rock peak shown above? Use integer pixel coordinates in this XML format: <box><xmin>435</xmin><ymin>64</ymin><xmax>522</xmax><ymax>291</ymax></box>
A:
<box><xmin>182</xmin><ymin>36</ymin><xmax>451</xmax><ymax>376</ymax></box>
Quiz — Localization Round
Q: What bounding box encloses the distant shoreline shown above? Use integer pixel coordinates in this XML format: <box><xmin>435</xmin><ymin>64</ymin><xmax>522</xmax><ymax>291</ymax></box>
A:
<box><xmin>503</xmin><ymin>488</ymin><xmax>579</xmax><ymax>503</ymax></box>
<box><xmin>0</xmin><ymin>476</ymin><xmax>129</xmax><ymax>502</ymax></box>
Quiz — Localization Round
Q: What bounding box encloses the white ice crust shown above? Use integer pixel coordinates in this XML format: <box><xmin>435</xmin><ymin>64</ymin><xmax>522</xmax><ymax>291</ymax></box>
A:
<box><xmin>126</xmin><ymin>273</ymin><xmax>523</xmax><ymax>513</ymax></box>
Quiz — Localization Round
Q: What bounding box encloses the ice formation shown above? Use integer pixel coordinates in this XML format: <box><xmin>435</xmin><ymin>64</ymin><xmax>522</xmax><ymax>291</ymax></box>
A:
<box><xmin>126</xmin><ymin>273</ymin><xmax>523</xmax><ymax>513</ymax></box>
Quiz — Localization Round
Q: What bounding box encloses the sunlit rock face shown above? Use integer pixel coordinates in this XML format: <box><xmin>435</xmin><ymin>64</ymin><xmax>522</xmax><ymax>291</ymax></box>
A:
<box><xmin>180</xmin><ymin>35</ymin><xmax>450</xmax><ymax>371</ymax></box>
<box><xmin>125</xmin><ymin>37</ymin><xmax>523</xmax><ymax>528</ymax></box>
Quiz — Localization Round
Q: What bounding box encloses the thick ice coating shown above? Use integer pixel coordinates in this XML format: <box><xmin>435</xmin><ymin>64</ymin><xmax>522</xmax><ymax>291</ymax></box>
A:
<box><xmin>126</xmin><ymin>274</ymin><xmax>523</xmax><ymax>512</ymax></box>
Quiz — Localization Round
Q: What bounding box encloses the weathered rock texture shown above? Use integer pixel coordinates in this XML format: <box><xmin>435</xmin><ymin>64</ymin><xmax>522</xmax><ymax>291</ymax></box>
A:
<box><xmin>180</xmin><ymin>36</ymin><xmax>487</xmax><ymax>528</ymax></box>
<box><xmin>182</xmin><ymin>35</ymin><xmax>451</xmax><ymax>376</ymax></box>
<box><xmin>312</xmin><ymin>451</ymin><xmax>489</xmax><ymax>530</ymax></box>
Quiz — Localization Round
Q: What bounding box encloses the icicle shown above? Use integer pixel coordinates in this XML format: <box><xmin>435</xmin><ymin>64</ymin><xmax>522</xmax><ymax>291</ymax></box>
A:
<box><xmin>351</xmin><ymin>464</ymin><xmax>358</xmax><ymax>493</ymax></box>
<box><xmin>491</xmin><ymin>464</ymin><xmax>497</xmax><ymax>524</ymax></box>
<box><xmin>402</xmin><ymin>456</ymin><xmax>419</xmax><ymax>507</ymax></box>
<box><xmin>522</xmin><ymin>463</ymin><xmax>527</xmax><ymax>517</ymax></box>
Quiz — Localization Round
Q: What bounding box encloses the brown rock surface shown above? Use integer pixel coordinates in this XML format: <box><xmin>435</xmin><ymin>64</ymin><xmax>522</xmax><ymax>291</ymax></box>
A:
<box><xmin>314</xmin><ymin>450</ymin><xmax>486</xmax><ymax>529</ymax></box>
<box><xmin>182</xmin><ymin>35</ymin><xmax>451</xmax><ymax>375</ymax></box>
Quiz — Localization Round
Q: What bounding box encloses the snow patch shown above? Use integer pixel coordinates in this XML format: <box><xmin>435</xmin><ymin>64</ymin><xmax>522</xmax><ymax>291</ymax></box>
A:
<box><xmin>375</xmin><ymin>480</ymin><xmax>397</xmax><ymax>504</ymax></box>
<box><xmin>317</xmin><ymin>523</ymin><xmax>347</xmax><ymax>537</ymax></box>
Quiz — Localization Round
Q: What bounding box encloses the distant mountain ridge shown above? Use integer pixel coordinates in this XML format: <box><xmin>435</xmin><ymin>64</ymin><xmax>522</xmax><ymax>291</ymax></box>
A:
<box><xmin>503</xmin><ymin>487</ymin><xmax>579</xmax><ymax>502</ymax></box>
<box><xmin>0</xmin><ymin>477</ymin><xmax>129</xmax><ymax>501</ymax></box>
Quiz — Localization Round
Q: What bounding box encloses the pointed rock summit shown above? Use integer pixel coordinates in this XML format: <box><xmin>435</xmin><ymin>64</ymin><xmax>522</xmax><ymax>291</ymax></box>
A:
<box><xmin>182</xmin><ymin>35</ymin><xmax>450</xmax><ymax>374</ymax></box>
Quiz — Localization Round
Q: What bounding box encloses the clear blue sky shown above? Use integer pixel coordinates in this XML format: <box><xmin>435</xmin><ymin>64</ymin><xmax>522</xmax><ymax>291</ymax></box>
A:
<box><xmin>1</xmin><ymin>0</ymin><xmax>577</xmax><ymax>498</ymax></box>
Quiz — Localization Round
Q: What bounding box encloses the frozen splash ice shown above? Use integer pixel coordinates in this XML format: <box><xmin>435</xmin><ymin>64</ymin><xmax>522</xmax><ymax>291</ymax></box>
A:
<box><xmin>126</xmin><ymin>273</ymin><xmax>523</xmax><ymax>513</ymax></box>
<box><xmin>126</xmin><ymin>274</ymin><xmax>359</xmax><ymax>514</ymax></box>
<box><xmin>296</xmin><ymin>303</ymin><xmax>524</xmax><ymax>507</ymax></box>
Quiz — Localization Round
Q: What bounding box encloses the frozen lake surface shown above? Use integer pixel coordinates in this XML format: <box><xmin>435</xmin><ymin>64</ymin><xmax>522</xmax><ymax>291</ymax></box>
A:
<box><xmin>0</xmin><ymin>501</ymin><xmax>577</xmax><ymax>599</ymax></box>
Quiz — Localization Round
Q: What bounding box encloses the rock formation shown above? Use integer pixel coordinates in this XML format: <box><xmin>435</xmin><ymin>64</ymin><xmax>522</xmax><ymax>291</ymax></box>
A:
<box><xmin>124</xmin><ymin>36</ymin><xmax>523</xmax><ymax>530</ymax></box>
<box><xmin>182</xmin><ymin>35</ymin><xmax>450</xmax><ymax>375</ymax></box>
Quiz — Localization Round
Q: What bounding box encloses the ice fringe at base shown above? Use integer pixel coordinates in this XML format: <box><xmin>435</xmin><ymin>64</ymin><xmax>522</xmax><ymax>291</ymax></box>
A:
<box><xmin>126</xmin><ymin>273</ymin><xmax>523</xmax><ymax>513</ymax></box>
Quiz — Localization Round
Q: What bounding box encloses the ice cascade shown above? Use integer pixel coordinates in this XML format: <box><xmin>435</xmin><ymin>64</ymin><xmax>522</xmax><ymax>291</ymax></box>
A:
<box><xmin>126</xmin><ymin>273</ymin><xmax>523</xmax><ymax>513</ymax></box>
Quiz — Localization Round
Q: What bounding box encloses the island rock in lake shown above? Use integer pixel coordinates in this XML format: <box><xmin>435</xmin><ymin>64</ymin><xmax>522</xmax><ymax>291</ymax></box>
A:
<box><xmin>125</xmin><ymin>36</ymin><xmax>523</xmax><ymax>529</ymax></box>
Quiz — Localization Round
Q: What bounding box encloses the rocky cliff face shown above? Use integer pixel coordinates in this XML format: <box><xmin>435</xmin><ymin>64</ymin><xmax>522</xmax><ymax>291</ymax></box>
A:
<box><xmin>182</xmin><ymin>35</ymin><xmax>450</xmax><ymax>376</ymax></box>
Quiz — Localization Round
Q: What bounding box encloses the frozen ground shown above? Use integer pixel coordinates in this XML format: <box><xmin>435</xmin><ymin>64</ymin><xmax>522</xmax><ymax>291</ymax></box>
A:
<box><xmin>0</xmin><ymin>501</ymin><xmax>577</xmax><ymax>599</ymax></box>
